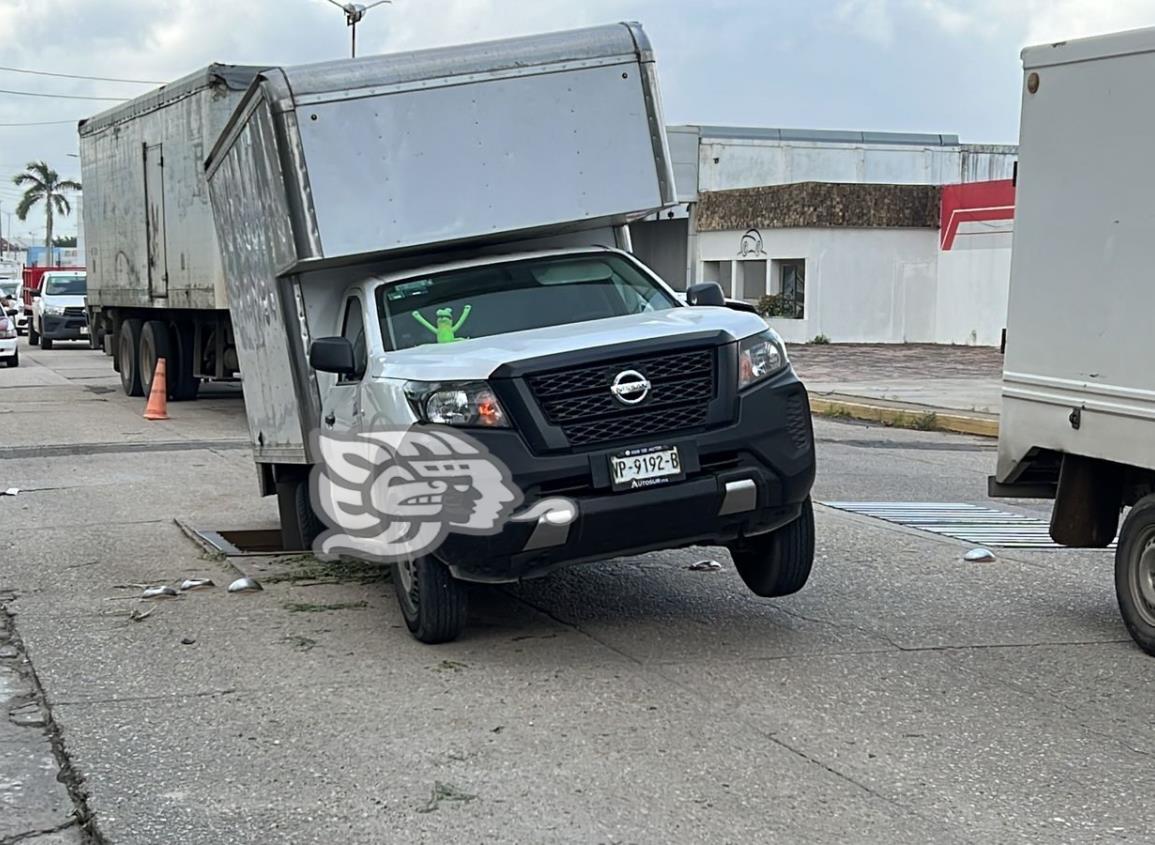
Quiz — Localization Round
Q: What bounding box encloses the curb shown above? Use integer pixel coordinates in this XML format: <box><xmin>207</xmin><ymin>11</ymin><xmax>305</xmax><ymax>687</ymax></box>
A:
<box><xmin>810</xmin><ymin>395</ymin><xmax>999</xmax><ymax>438</ymax></box>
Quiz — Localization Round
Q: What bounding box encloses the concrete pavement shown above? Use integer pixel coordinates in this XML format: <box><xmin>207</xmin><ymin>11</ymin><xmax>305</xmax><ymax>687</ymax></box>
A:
<box><xmin>792</xmin><ymin>344</ymin><xmax>1003</xmax><ymax>436</ymax></box>
<box><xmin>2</xmin><ymin>338</ymin><xmax>1153</xmax><ymax>843</ymax></box>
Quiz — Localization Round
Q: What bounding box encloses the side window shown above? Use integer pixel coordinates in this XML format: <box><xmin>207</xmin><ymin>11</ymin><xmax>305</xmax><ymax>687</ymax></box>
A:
<box><xmin>340</xmin><ymin>297</ymin><xmax>367</xmax><ymax>382</ymax></box>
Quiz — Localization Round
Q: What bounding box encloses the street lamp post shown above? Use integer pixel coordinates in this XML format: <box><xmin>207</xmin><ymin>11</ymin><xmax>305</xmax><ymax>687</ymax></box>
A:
<box><xmin>326</xmin><ymin>1</ymin><xmax>392</xmax><ymax>58</ymax></box>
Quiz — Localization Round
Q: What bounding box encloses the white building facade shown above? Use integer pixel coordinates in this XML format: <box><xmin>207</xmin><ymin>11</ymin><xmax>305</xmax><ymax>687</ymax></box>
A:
<box><xmin>631</xmin><ymin>126</ymin><xmax>1017</xmax><ymax>345</ymax></box>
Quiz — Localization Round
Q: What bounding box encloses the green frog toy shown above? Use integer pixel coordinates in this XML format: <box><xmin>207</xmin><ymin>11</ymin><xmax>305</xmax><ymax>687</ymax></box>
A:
<box><xmin>413</xmin><ymin>304</ymin><xmax>471</xmax><ymax>343</ymax></box>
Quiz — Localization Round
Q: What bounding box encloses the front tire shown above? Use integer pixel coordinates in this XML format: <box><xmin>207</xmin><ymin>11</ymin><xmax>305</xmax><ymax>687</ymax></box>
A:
<box><xmin>39</xmin><ymin>329</ymin><xmax>53</xmax><ymax>350</ymax></box>
<box><xmin>392</xmin><ymin>557</ymin><xmax>468</xmax><ymax>644</ymax></box>
<box><xmin>28</xmin><ymin>321</ymin><xmax>39</xmax><ymax>346</ymax></box>
<box><xmin>728</xmin><ymin>498</ymin><xmax>815</xmax><ymax>597</ymax></box>
<box><xmin>276</xmin><ymin>476</ymin><xmax>324</xmax><ymax>552</ymax></box>
<box><xmin>1115</xmin><ymin>497</ymin><xmax>1155</xmax><ymax>655</ymax></box>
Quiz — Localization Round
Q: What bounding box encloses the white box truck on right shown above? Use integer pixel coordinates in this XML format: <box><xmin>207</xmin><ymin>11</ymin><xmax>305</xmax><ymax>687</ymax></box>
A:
<box><xmin>993</xmin><ymin>27</ymin><xmax>1155</xmax><ymax>655</ymax></box>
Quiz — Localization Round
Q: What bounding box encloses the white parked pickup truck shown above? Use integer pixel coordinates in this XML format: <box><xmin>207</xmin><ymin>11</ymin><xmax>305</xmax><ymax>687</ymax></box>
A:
<box><xmin>199</xmin><ymin>23</ymin><xmax>818</xmax><ymax>643</ymax></box>
<box><xmin>29</xmin><ymin>271</ymin><xmax>88</xmax><ymax>350</ymax></box>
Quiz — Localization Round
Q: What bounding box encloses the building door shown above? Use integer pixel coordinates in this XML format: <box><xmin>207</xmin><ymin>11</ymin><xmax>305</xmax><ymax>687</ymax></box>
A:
<box><xmin>143</xmin><ymin>143</ymin><xmax>168</xmax><ymax>299</ymax></box>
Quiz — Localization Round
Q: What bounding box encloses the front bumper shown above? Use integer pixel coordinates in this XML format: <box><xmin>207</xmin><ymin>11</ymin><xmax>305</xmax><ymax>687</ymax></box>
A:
<box><xmin>436</xmin><ymin>367</ymin><xmax>815</xmax><ymax>582</ymax></box>
<box><xmin>41</xmin><ymin>313</ymin><xmax>88</xmax><ymax>340</ymax></box>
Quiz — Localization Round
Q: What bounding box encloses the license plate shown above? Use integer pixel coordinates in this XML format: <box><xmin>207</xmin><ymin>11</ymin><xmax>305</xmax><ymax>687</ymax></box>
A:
<box><xmin>609</xmin><ymin>445</ymin><xmax>684</xmax><ymax>491</ymax></box>
<box><xmin>79</xmin><ymin>326</ymin><xmax>89</xmax><ymax>336</ymax></box>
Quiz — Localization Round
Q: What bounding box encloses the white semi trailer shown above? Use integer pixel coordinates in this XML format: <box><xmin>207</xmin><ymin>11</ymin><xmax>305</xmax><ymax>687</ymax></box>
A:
<box><xmin>79</xmin><ymin>65</ymin><xmax>265</xmax><ymax>400</ymax></box>
<box><xmin>992</xmin><ymin>26</ymin><xmax>1155</xmax><ymax>655</ymax></box>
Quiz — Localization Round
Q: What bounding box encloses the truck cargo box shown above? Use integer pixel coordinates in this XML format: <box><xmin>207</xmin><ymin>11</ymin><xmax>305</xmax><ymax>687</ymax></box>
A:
<box><xmin>996</xmin><ymin>27</ymin><xmax>1155</xmax><ymax>486</ymax></box>
<box><xmin>79</xmin><ymin>65</ymin><xmax>265</xmax><ymax>312</ymax></box>
<box><xmin>205</xmin><ymin>22</ymin><xmax>676</xmax><ymax>465</ymax></box>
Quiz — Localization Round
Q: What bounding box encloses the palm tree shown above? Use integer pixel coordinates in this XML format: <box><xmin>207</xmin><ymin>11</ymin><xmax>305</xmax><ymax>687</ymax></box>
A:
<box><xmin>13</xmin><ymin>161</ymin><xmax>81</xmax><ymax>268</ymax></box>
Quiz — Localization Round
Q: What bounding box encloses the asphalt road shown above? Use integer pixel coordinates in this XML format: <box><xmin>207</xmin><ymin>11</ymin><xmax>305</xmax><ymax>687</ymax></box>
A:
<box><xmin>1</xmin><ymin>339</ymin><xmax>1151</xmax><ymax>844</ymax></box>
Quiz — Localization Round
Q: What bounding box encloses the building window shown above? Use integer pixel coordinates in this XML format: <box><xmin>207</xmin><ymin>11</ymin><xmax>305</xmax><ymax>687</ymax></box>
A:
<box><xmin>736</xmin><ymin>260</ymin><xmax>767</xmax><ymax>301</ymax></box>
<box><xmin>778</xmin><ymin>260</ymin><xmax>805</xmax><ymax>319</ymax></box>
<box><xmin>701</xmin><ymin>260</ymin><xmax>733</xmax><ymax>296</ymax></box>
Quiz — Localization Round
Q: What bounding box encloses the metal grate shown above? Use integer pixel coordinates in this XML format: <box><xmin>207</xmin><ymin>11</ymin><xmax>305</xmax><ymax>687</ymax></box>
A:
<box><xmin>821</xmin><ymin>501</ymin><xmax>1117</xmax><ymax>549</ymax></box>
<box><xmin>526</xmin><ymin>347</ymin><xmax>716</xmax><ymax>448</ymax></box>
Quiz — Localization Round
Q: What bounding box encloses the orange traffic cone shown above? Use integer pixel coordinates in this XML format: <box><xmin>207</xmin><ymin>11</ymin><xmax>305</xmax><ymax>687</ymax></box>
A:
<box><xmin>143</xmin><ymin>358</ymin><xmax>170</xmax><ymax>421</ymax></box>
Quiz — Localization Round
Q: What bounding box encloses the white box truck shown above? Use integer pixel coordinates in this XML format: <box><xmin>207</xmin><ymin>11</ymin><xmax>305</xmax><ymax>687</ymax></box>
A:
<box><xmin>992</xmin><ymin>27</ymin><xmax>1155</xmax><ymax>655</ymax></box>
<box><xmin>79</xmin><ymin>65</ymin><xmax>266</xmax><ymax>400</ymax></box>
<box><xmin>205</xmin><ymin>23</ymin><xmax>817</xmax><ymax>642</ymax></box>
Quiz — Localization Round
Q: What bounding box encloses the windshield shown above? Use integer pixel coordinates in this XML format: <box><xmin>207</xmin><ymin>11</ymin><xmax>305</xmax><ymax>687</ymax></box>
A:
<box><xmin>0</xmin><ymin>282</ymin><xmax>16</xmax><ymax>299</ymax></box>
<box><xmin>43</xmin><ymin>275</ymin><xmax>86</xmax><ymax>296</ymax></box>
<box><xmin>376</xmin><ymin>254</ymin><xmax>678</xmax><ymax>351</ymax></box>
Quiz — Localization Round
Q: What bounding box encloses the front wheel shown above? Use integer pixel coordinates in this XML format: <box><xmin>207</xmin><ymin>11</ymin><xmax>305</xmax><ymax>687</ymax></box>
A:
<box><xmin>392</xmin><ymin>557</ymin><xmax>468</xmax><ymax>644</ymax></box>
<box><xmin>1115</xmin><ymin>497</ymin><xmax>1155</xmax><ymax>655</ymax></box>
<box><xmin>27</xmin><ymin>321</ymin><xmax>39</xmax><ymax>346</ymax></box>
<box><xmin>728</xmin><ymin>498</ymin><xmax>815</xmax><ymax>597</ymax></box>
<box><xmin>40</xmin><ymin>329</ymin><xmax>53</xmax><ymax>350</ymax></box>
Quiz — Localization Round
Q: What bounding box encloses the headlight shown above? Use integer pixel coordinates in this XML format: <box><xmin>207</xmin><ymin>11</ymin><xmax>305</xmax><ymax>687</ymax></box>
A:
<box><xmin>43</xmin><ymin>303</ymin><xmax>64</xmax><ymax>316</ymax></box>
<box><xmin>737</xmin><ymin>330</ymin><xmax>787</xmax><ymax>390</ymax></box>
<box><xmin>405</xmin><ymin>381</ymin><xmax>509</xmax><ymax>428</ymax></box>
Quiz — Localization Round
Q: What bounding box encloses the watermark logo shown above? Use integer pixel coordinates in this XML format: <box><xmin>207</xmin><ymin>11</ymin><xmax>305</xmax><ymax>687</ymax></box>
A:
<box><xmin>309</xmin><ymin>426</ymin><xmax>537</xmax><ymax>563</ymax></box>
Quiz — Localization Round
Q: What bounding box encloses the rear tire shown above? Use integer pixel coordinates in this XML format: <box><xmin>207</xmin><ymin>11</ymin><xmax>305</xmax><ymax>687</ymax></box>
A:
<box><xmin>392</xmin><ymin>557</ymin><xmax>468</xmax><ymax>644</ymax></box>
<box><xmin>276</xmin><ymin>477</ymin><xmax>324</xmax><ymax>552</ymax></box>
<box><xmin>168</xmin><ymin>321</ymin><xmax>200</xmax><ymax>401</ymax></box>
<box><xmin>118</xmin><ymin>318</ymin><xmax>144</xmax><ymax>397</ymax></box>
<box><xmin>728</xmin><ymin>497</ymin><xmax>815</xmax><ymax>597</ymax></box>
<box><xmin>5</xmin><ymin>349</ymin><xmax>17</xmax><ymax>368</ymax></box>
<box><xmin>1115</xmin><ymin>496</ymin><xmax>1155</xmax><ymax>655</ymax></box>
<box><xmin>138</xmin><ymin>320</ymin><xmax>171</xmax><ymax>397</ymax></box>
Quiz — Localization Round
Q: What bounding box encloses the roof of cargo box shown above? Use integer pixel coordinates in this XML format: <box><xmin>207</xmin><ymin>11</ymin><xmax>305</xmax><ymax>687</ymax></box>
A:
<box><xmin>1022</xmin><ymin>25</ymin><xmax>1155</xmax><ymax>68</ymax></box>
<box><xmin>271</xmin><ymin>22</ymin><xmax>650</xmax><ymax>101</ymax></box>
<box><xmin>78</xmin><ymin>64</ymin><xmax>265</xmax><ymax>136</ymax></box>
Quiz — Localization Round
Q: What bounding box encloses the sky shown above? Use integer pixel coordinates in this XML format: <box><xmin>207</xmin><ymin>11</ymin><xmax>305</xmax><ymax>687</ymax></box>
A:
<box><xmin>1</xmin><ymin>0</ymin><xmax>1153</xmax><ymax>242</ymax></box>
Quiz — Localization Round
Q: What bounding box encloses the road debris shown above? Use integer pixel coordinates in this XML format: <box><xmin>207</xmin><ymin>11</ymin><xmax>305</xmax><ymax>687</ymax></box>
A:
<box><xmin>180</xmin><ymin>637</ymin><xmax>196</xmax><ymax>645</ymax></box>
<box><xmin>417</xmin><ymin>781</ymin><xmax>477</xmax><ymax>813</ymax></box>
<box><xmin>963</xmin><ymin>547</ymin><xmax>997</xmax><ymax>563</ymax></box>
<box><xmin>180</xmin><ymin>578</ymin><xmax>215</xmax><ymax>591</ymax></box>
<box><xmin>141</xmin><ymin>585</ymin><xmax>179</xmax><ymax>599</ymax></box>
<box><xmin>128</xmin><ymin>607</ymin><xmax>154</xmax><ymax>623</ymax></box>
<box><xmin>227</xmin><ymin>576</ymin><xmax>263</xmax><ymax>593</ymax></box>
<box><xmin>688</xmin><ymin>559</ymin><xmax>723</xmax><ymax>571</ymax></box>
<box><xmin>1</xmin><ymin>487</ymin><xmax>18</xmax><ymax>496</ymax></box>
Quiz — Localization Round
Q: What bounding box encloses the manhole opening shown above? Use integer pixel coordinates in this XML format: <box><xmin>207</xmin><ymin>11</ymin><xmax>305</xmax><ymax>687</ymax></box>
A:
<box><xmin>186</xmin><ymin>526</ymin><xmax>310</xmax><ymax>557</ymax></box>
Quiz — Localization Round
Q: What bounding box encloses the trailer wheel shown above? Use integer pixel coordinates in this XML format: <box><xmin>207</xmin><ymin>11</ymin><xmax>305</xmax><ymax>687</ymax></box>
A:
<box><xmin>168</xmin><ymin>321</ymin><xmax>200</xmax><ymax>401</ymax></box>
<box><xmin>392</xmin><ymin>557</ymin><xmax>468</xmax><ymax>644</ymax></box>
<box><xmin>1115</xmin><ymin>496</ymin><xmax>1155</xmax><ymax>656</ymax></box>
<box><xmin>138</xmin><ymin>320</ymin><xmax>171</xmax><ymax>397</ymax></box>
<box><xmin>728</xmin><ymin>497</ymin><xmax>815</xmax><ymax>597</ymax></box>
<box><xmin>118</xmin><ymin>318</ymin><xmax>144</xmax><ymax>397</ymax></box>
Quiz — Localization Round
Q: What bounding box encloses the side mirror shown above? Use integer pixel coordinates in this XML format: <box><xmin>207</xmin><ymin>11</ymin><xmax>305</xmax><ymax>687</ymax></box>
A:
<box><xmin>309</xmin><ymin>336</ymin><xmax>356</xmax><ymax>376</ymax></box>
<box><xmin>686</xmin><ymin>282</ymin><xmax>725</xmax><ymax>308</ymax></box>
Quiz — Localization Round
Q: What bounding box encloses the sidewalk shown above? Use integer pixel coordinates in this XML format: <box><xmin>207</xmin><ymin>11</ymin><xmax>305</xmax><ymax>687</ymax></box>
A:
<box><xmin>790</xmin><ymin>344</ymin><xmax>1004</xmax><ymax>436</ymax></box>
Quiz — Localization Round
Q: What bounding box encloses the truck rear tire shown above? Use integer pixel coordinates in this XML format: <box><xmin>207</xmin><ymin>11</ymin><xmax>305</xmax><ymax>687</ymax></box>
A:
<box><xmin>728</xmin><ymin>498</ymin><xmax>815</xmax><ymax>597</ymax></box>
<box><xmin>276</xmin><ymin>477</ymin><xmax>324</xmax><ymax>552</ymax></box>
<box><xmin>1114</xmin><ymin>496</ymin><xmax>1155</xmax><ymax>656</ymax></box>
<box><xmin>139</xmin><ymin>320</ymin><xmax>170</xmax><ymax>397</ymax></box>
<box><xmin>392</xmin><ymin>557</ymin><xmax>468</xmax><ymax>644</ymax></box>
<box><xmin>118</xmin><ymin>318</ymin><xmax>144</xmax><ymax>397</ymax></box>
<box><xmin>168</xmin><ymin>322</ymin><xmax>200</xmax><ymax>401</ymax></box>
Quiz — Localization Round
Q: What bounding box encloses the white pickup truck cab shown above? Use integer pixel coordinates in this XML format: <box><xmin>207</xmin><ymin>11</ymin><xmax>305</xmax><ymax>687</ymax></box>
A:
<box><xmin>29</xmin><ymin>271</ymin><xmax>88</xmax><ymax>350</ymax></box>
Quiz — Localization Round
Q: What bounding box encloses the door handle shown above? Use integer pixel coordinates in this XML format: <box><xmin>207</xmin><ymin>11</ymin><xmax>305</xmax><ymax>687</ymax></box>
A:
<box><xmin>324</xmin><ymin>411</ymin><xmax>335</xmax><ymax>427</ymax></box>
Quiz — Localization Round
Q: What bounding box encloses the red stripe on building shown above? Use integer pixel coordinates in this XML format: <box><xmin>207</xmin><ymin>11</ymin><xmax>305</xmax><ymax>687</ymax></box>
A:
<box><xmin>940</xmin><ymin>179</ymin><xmax>1015</xmax><ymax>250</ymax></box>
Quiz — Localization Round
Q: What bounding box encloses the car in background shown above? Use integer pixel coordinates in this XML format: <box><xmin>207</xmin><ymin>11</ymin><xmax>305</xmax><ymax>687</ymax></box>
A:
<box><xmin>0</xmin><ymin>313</ymin><xmax>18</xmax><ymax>367</ymax></box>
<box><xmin>29</xmin><ymin>271</ymin><xmax>88</xmax><ymax>350</ymax></box>
<box><xmin>0</xmin><ymin>280</ymin><xmax>23</xmax><ymax>334</ymax></box>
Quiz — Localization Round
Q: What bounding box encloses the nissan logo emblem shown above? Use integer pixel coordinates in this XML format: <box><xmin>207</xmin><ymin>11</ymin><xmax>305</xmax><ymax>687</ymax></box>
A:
<box><xmin>610</xmin><ymin>369</ymin><xmax>651</xmax><ymax>405</ymax></box>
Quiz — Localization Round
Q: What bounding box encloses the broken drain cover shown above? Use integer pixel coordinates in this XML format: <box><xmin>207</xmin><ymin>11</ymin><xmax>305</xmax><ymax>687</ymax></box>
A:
<box><xmin>821</xmin><ymin>501</ymin><xmax>1116</xmax><ymax>549</ymax></box>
